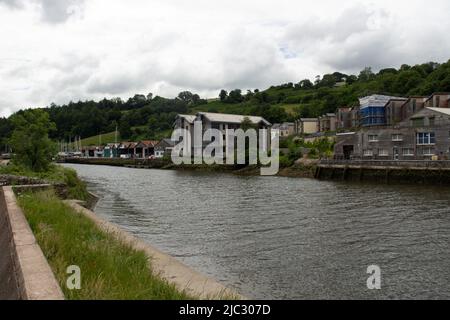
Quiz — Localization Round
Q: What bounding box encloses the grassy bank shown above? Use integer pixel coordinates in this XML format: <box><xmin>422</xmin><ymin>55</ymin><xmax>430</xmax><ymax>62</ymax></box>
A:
<box><xmin>0</xmin><ymin>163</ymin><xmax>89</xmax><ymax>200</ymax></box>
<box><xmin>17</xmin><ymin>190</ymin><xmax>192</xmax><ymax>300</ymax></box>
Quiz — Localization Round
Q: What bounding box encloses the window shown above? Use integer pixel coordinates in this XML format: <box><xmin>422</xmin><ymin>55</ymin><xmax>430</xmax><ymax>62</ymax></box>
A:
<box><xmin>402</xmin><ymin>148</ymin><xmax>414</xmax><ymax>156</ymax></box>
<box><xmin>363</xmin><ymin>150</ymin><xmax>374</xmax><ymax>157</ymax></box>
<box><xmin>422</xmin><ymin>147</ymin><xmax>435</xmax><ymax>156</ymax></box>
<box><xmin>368</xmin><ymin>135</ymin><xmax>379</xmax><ymax>142</ymax></box>
<box><xmin>378</xmin><ymin>149</ymin><xmax>389</xmax><ymax>157</ymax></box>
<box><xmin>416</xmin><ymin>132</ymin><xmax>435</xmax><ymax>145</ymax></box>
<box><xmin>392</xmin><ymin>134</ymin><xmax>403</xmax><ymax>141</ymax></box>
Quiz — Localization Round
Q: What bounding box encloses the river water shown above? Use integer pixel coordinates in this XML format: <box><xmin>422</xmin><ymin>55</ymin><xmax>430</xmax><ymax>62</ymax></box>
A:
<box><xmin>64</xmin><ymin>163</ymin><xmax>450</xmax><ymax>299</ymax></box>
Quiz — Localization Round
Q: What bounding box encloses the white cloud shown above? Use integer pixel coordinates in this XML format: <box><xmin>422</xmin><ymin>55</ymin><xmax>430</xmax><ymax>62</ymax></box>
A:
<box><xmin>0</xmin><ymin>0</ymin><xmax>450</xmax><ymax>117</ymax></box>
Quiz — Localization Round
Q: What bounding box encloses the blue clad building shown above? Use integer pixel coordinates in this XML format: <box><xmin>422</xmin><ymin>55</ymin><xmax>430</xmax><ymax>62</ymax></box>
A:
<box><xmin>359</xmin><ymin>95</ymin><xmax>402</xmax><ymax>127</ymax></box>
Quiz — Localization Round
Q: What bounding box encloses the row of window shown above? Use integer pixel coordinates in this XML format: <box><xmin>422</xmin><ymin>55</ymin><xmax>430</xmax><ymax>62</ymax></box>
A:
<box><xmin>367</xmin><ymin>132</ymin><xmax>437</xmax><ymax>145</ymax></box>
<box><xmin>363</xmin><ymin>147</ymin><xmax>435</xmax><ymax>157</ymax></box>
<box><xmin>368</xmin><ymin>134</ymin><xmax>403</xmax><ymax>142</ymax></box>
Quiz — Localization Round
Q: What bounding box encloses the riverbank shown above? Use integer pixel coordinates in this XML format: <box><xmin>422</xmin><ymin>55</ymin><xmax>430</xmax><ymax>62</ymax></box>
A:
<box><xmin>17</xmin><ymin>190</ymin><xmax>194</xmax><ymax>300</ymax></box>
<box><xmin>62</xmin><ymin>157</ymin><xmax>318</xmax><ymax>179</ymax></box>
<box><xmin>315</xmin><ymin>160</ymin><xmax>450</xmax><ymax>184</ymax></box>
<box><xmin>0</xmin><ymin>163</ymin><xmax>89</xmax><ymax>200</ymax></box>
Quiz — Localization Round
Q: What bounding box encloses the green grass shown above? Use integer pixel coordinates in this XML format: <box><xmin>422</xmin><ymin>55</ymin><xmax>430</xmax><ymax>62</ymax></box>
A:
<box><xmin>0</xmin><ymin>163</ymin><xmax>89</xmax><ymax>201</ymax></box>
<box><xmin>75</xmin><ymin>126</ymin><xmax>173</xmax><ymax>147</ymax></box>
<box><xmin>17</xmin><ymin>190</ymin><xmax>192</xmax><ymax>300</ymax></box>
<box><xmin>78</xmin><ymin>131</ymin><xmax>118</xmax><ymax>146</ymax></box>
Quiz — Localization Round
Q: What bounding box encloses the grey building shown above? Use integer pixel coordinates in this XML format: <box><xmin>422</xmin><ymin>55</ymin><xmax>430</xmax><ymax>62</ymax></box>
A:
<box><xmin>336</xmin><ymin>107</ymin><xmax>352</xmax><ymax>130</ymax></box>
<box><xmin>319</xmin><ymin>113</ymin><xmax>337</xmax><ymax>132</ymax></box>
<box><xmin>174</xmin><ymin>112</ymin><xmax>272</xmax><ymax>153</ymax></box>
<box><xmin>334</xmin><ymin>107</ymin><xmax>450</xmax><ymax>160</ymax></box>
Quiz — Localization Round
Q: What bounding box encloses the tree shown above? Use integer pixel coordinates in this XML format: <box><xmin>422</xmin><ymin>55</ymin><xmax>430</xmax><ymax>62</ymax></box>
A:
<box><xmin>178</xmin><ymin>91</ymin><xmax>194</xmax><ymax>103</ymax></box>
<box><xmin>119</xmin><ymin>116</ymin><xmax>132</xmax><ymax>140</ymax></box>
<box><xmin>228</xmin><ymin>89</ymin><xmax>244</xmax><ymax>103</ymax></box>
<box><xmin>9</xmin><ymin>109</ymin><xmax>56</xmax><ymax>172</ymax></box>
<box><xmin>191</xmin><ymin>94</ymin><xmax>201</xmax><ymax>105</ymax></box>
<box><xmin>240</xmin><ymin>117</ymin><xmax>256</xmax><ymax>131</ymax></box>
<box><xmin>358</xmin><ymin>67</ymin><xmax>375</xmax><ymax>82</ymax></box>
<box><xmin>146</xmin><ymin>92</ymin><xmax>153</xmax><ymax>101</ymax></box>
<box><xmin>219</xmin><ymin>89</ymin><xmax>228</xmax><ymax>102</ymax></box>
<box><xmin>298</xmin><ymin>79</ymin><xmax>314</xmax><ymax>89</ymax></box>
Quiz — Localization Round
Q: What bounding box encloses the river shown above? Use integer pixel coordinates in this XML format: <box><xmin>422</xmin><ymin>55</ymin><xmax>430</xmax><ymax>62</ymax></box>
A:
<box><xmin>64</xmin><ymin>163</ymin><xmax>450</xmax><ymax>299</ymax></box>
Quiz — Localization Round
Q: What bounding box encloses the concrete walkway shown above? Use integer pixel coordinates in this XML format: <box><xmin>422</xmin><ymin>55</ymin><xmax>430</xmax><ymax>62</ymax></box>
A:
<box><xmin>0</xmin><ymin>186</ymin><xmax>64</xmax><ymax>300</ymax></box>
<box><xmin>66</xmin><ymin>201</ymin><xmax>245</xmax><ymax>300</ymax></box>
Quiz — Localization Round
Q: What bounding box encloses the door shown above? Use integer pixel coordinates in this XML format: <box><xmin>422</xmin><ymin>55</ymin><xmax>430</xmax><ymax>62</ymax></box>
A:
<box><xmin>393</xmin><ymin>147</ymin><xmax>399</xmax><ymax>161</ymax></box>
<box><xmin>343</xmin><ymin>145</ymin><xmax>354</xmax><ymax>160</ymax></box>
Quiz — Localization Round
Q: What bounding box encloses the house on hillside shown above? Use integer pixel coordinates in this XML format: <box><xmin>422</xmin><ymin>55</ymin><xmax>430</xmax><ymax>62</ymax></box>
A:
<box><xmin>336</xmin><ymin>107</ymin><xmax>352</xmax><ymax>130</ymax></box>
<box><xmin>272</xmin><ymin>122</ymin><xmax>295</xmax><ymax>137</ymax></box>
<box><xmin>296</xmin><ymin>118</ymin><xmax>319</xmax><ymax>135</ymax></box>
<box><xmin>319</xmin><ymin>113</ymin><xmax>337</xmax><ymax>132</ymax></box>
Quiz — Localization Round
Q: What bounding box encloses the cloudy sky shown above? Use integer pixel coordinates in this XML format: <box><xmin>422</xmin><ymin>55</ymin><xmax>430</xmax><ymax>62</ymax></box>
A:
<box><xmin>1</xmin><ymin>0</ymin><xmax>450</xmax><ymax>117</ymax></box>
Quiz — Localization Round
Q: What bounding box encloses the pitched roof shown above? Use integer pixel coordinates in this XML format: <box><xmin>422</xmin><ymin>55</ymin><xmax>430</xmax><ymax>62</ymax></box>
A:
<box><xmin>425</xmin><ymin>93</ymin><xmax>450</xmax><ymax>102</ymax></box>
<box><xmin>177</xmin><ymin>114</ymin><xmax>196</xmax><ymax>124</ymax></box>
<box><xmin>300</xmin><ymin>118</ymin><xmax>319</xmax><ymax>122</ymax></box>
<box><xmin>137</xmin><ymin>140</ymin><xmax>159</xmax><ymax>147</ymax></box>
<box><xmin>425</xmin><ymin>107</ymin><xmax>450</xmax><ymax>116</ymax></box>
<box><xmin>155</xmin><ymin>138</ymin><xmax>176</xmax><ymax>148</ymax></box>
<box><xmin>197</xmin><ymin>112</ymin><xmax>271</xmax><ymax>126</ymax></box>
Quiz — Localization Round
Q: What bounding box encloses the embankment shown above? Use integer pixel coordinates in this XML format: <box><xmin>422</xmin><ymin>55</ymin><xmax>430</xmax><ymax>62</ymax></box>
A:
<box><xmin>315</xmin><ymin>160</ymin><xmax>450</xmax><ymax>184</ymax></box>
<box><xmin>0</xmin><ymin>186</ymin><xmax>64</xmax><ymax>300</ymax></box>
<box><xmin>63</xmin><ymin>157</ymin><xmax>318</xmax><ymax>179</ymax></box>
<box><xmin>63</xmin><ymin>157</ymin><xmax>167</xmax><ymax>169</ymax></box>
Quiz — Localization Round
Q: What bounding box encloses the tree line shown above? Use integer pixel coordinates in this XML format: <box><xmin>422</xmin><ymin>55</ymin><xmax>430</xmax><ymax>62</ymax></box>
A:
<box><xmin>1</xmin><ymin>59</ymin><xmax>450</xmax><ymax>152</ymax></box>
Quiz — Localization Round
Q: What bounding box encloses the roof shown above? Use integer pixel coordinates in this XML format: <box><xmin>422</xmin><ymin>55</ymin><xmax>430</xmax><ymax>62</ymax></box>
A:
<box><xmin>157</xmin><ymin>138</ymin><xmax>176</xmax><ymax>147</ymax></box>
<box><xmin>336</xmin><ymin>132</ymin><xmax>356</xmax><ymax>136</ymax></box>
<box><xmin>137</xmin><ymin>140</ymin><xmax>159</xmax><ymax>147</ymax></box>
<box><xmin>105</xmin><ymin>143</ymin><xmax>120</xmax><ymax>148</ymax></box>
<box><xmin>360</xmin><ymin>94</ymin><xmax>405</xmax><ymax>108</ymax></box>
<box><xmin>386</xmin><ymin>98</ymin><xmax>408</xmax><ymax>103</ymax></box>
<box><xmin>197</xmin><ymin>112</ymin><xmax>271</xmax><ymax>126</ymax></box>
<box><xmin>300</xmin><ymin>118</ymin><xmax>319</xmax><ymax>122</ymax></box>
<box><xmin>425</xmin><ymin>107</ymin><xmax>450</xmax><ymax>116</ymax></box>
<box><xmin>119</xmin><ymin>142</ymin><xmax>138</xmax><ymax>148</ymax></box>
<box><xmin>425</xmin><ymin>93</ymin><xmax>450</xmax><ymax>102</ymax></box>
<box><xmin>177</xmin><ymin>114</ymin><xmax>196</xmax><ymax>124</ymax></box>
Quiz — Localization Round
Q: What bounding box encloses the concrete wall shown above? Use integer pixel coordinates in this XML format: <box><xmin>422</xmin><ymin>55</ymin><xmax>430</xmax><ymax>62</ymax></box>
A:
<box><xmin>0</xmin><ymin>186</ymin><xmax>64</xmax><ymax>300</ymax></box>
<box><xmin>65</xmin><ymin>201</ymin><xmax>244</xmax><ymax>300</ymax></box>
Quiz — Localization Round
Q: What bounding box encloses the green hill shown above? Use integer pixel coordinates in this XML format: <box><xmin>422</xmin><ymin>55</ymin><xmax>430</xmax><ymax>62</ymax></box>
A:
<box><xmin>2</xmin><ymin>59</ymin><xmax>450</xmax><ymax>147</ymax></box>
